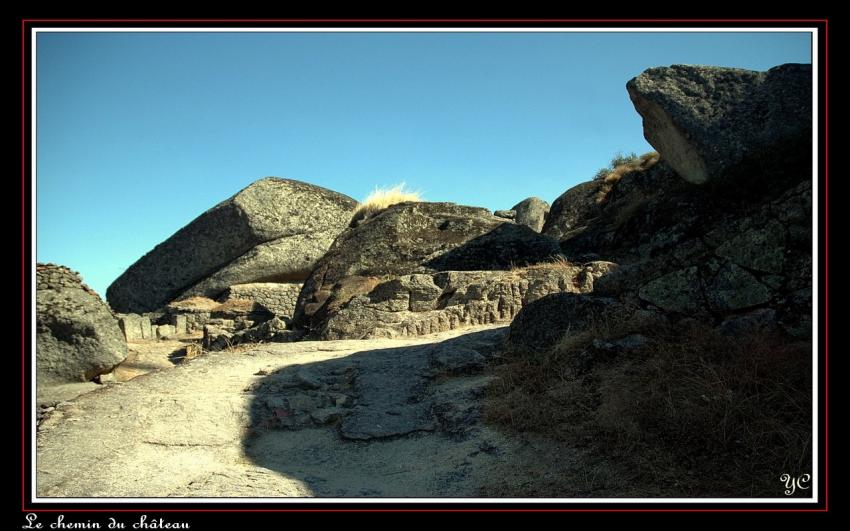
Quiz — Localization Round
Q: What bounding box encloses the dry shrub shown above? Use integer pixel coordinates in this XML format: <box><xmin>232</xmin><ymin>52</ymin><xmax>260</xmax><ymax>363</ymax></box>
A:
<box><xmin>351</xmin><ymin>183</ymin><xmax>422</xmax><ymax>224</ymax></box>
<box><xmin>486</xmin><ymin>319</ymin><xmax>812</xmax><ymax>497</ymax></box>
<box><xmin>511</xmin><ymin>254</ymin><xmax>577</xmax><ymax>273</ymax></box>
<box><xmin>594</xmin><ymin>151</ymin><xmax>661</xmax><ymax>204</ymax></box>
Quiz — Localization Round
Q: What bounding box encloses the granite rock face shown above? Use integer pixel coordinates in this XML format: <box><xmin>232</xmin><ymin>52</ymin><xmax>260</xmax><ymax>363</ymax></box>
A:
<box><xmin>107</xmin><ymin>178</ymin><xmax>357</xmax><ymax>313</ymax></box>
<box><xmin>626</xmin><ymin>63</ymin><xmax>812</xmax><ymax>186</ymax></box>
<box><xmin>518</xmin><ymin>63</ymin><xmax>813</xmax><ymax>347</ymax></box>
<box><xmin>293</xmin><ymin>202</ymin><xmax>563</xmax><ymax>333</ymax></box>
<box><xmin>507</xmin><ymin>293</ymin><xmax>625</xmax><ymax>353</ymax></box>
<box><xmin>511</xmin><ymin>197</ymin><xmax>550</xmax><ymax>233</ymax></box>
<box><xmin>36</xmin><ymin>264</ymin><xmax>128</xmax><ymax>384</ymax></box>
<box><xmin>177</xmin><ymin>233</ymin><xmax>334</xmax><ymax>301</ymax></box>
<box><xmin>542</xmin><ymin>180</ymin><xmax>606</xmax><ymax>241</ymax></box>
<box><xmin>314</xmin><ymin>265</ymin><xmax>614</xmax><ymax>340</ymax></box>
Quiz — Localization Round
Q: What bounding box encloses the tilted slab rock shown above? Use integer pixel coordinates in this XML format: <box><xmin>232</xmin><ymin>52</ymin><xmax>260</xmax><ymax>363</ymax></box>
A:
<box><xmin>36</xmin><ymin>264</ymin><xmax>127</xmax><ymax>384</ymax></box>
<box><xmin>177</xmin><ymin>232</ymin><xmax>334</xmax><ymax>301</ymax></box>
<box><xmin>107</xmin><ymin>178</ymin><xmax>357</xmax><ymax>313</ymax></box>
<box><xmin>627</xmin><ymin>63</ymin><xmax>811</xmax><ymax>185</ymax></box>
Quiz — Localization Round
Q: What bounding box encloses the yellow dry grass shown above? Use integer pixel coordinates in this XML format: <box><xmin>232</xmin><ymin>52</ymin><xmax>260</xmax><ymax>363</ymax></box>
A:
<box><xmin>352</xmin><ymin>183</ymin><xmax>422</xmax><ymax>221</ymax></box>
<box><xmin>511</xmin><ymin>254</ymin><xmax>576</xmax><ymax>273</ymax></box>
<box><xmin>596</xmin><ymin>151</ymin><xmax>660</xmax><ymax>204</ymax></box>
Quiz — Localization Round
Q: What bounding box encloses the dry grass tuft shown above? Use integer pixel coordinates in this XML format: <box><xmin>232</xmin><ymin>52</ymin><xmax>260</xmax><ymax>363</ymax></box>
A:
<box><xmin>511</xmin><ymin>254</ymin><xmax>577</xmax><ymax>274</ymax></box>
<box><xmin>594</xmin><ymin>151</ymin><xmax>660</xmax><ymax>204</ymax></box>
<box><xmin>485</xmin><ymin>319</ymin><xmax>812</xmax><ymax>497</ymax></box>
<box><xmin>351</xmin><ymin>183</ymin><xmax>422</xmax><ymax>224</ymax></box>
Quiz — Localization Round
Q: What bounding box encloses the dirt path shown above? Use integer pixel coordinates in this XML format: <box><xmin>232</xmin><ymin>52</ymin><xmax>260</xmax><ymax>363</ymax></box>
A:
<box><xmin>36</xmin><ymin>325</ymin><xmax>536</xmax><ymax>498</ymax></box>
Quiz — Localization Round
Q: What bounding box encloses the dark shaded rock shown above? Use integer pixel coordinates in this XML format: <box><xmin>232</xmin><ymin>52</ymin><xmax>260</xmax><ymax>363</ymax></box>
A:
<box><xmin>627</xmin><ymin>63</ymin><xmax>812</xmax><ymax>186</ymax></box>
<box><xmin>717</xmin><ymin>309</ymin><xmax>779</xmax><ymax>337</ymax></box>
<box><xmin>704</xmin><ymin>262</ymin><xmax>773</xmax><ymax>312</ymax></box>
<box><xmin>712</xmin><ymin>219</ymin><xmax>786</xmax><ymax>274</ymax></box>
<box><xmin>293</xmin><ymin>202</ymin><xmax>562</xmax><ymax>332</ymax></box>
<box><xmin>36</xmin><ymin>264</ymin><xmax>127</xmax><ymax>383</ymax></box>
<box><xmin>542</xmin><ymin>181</ymin><xmax>605</xmax><ymax>241</ymax></box>
<box><xmin>556</xmin><ymin>160</ymin><xmax>705</xmax><ymax>263</ymax></box>
<box><xmin>512</xmin><ymin>197</ymin><xmax>550</xmax><ymax>233</ymax></box>
<box><xmin>778</xmin><ymin>288</ymin><xmax>813</xmax><ymax>339</ymax></box>
<box><xmin>107</xmin><ymin>178</ymin><xmax>357</xmax><ymax>313</ymax></box>
<box><xmin>638</xmin><ymin>266</ymin><xmax>707</xmax><ymax>315</ymax></box>
<box><xmin>507</xmin><ymin>292</ymin><xmax>624</xmax><ymax>353</ymax></box>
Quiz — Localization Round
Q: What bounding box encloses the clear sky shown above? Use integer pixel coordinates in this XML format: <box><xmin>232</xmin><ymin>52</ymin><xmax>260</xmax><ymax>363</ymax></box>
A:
<box><xmin>35</xmin><ymin>30</ymin><xmax>812</xmax><ymax>297</ymax></box>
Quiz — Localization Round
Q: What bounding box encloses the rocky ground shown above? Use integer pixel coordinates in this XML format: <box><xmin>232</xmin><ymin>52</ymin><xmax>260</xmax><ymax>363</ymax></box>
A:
<box><xmin>35</xmin><ymin>325</ymin><xmax>575</xmax><ymax>498</ymax></box>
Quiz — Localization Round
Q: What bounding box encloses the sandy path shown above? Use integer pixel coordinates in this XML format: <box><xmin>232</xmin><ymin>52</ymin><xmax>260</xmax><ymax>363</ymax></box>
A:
<box><xmin>36</xmin><ymin>325</ymin><xmax>523</xmax><ymax>498</ymax></box>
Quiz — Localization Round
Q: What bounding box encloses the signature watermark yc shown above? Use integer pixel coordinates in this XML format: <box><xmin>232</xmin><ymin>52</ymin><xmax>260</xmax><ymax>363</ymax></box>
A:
<box><xmin>780</xmin><ymin>473</ymin><xmax>811</xmax><ymax>496</ymax></box>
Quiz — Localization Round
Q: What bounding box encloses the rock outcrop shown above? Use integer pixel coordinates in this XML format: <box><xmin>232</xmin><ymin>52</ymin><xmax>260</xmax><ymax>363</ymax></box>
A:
<box><xmin>313</xmin><ymin>263</ymin><xmax>614</xmax><ymax>340</ymax></box>
<box><xmin>626</xmin><ymin>63</ymin><xmax>812</xmax><ymax>186</ymax></box>
<box><xmin>292</xmin><ymin>202</ymin><xmax>564</xmax><ymax>336</ymax></box>
<box><xmin>542</xmin><ymin>180</ymin><xmax>606</xmax><ymax>241</ymax></box>
<box><xmin>36</xmin><ymin>264</ymin><xmax>127</xmax><ymax>384</ymax></box>
<box><xmin>511</xmin><ymin>197</ymin><xmax>550</xmax><ymax>233</ymax></box>
<box><xmin>107</xmin><ymin>178</ymin><xmax>357</xmax><ymax>313</ymax></box>
<box><xmin>517</xmin><ymin>63</ymin><xmax>812</xmax><ymax>350</ymax></box>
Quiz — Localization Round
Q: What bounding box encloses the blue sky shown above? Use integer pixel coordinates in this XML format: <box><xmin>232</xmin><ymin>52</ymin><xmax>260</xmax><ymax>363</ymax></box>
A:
<box><xmin>35</xmin><ymin>30</ymin><xmax>812</xmax><ymax>297</ymax></box>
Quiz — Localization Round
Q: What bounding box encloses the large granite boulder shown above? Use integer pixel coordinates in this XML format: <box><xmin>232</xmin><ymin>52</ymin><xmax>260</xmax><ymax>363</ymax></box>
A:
<box><xmin>512</xmin><ymin>197</ymin><xmax>550</xmax><ymax>233</ymax></box>
<box><xmin>36</xmin><ymin>264</ymin><xmax>128</xmax><ymax>383</ymax></box>
<box><xmin>293</xmin><ymin>202</ymin><xmax>563</xmax><ymax>334</ymax></box>
<box><xmin>626</xmin><ymin>63</ymin><xmax>811</xmax><ymax>186</ymax></box>
<box><xmin>107</xmin><ymin>178</ymin><xmax>357</xmax><ymax>313</ymax></box>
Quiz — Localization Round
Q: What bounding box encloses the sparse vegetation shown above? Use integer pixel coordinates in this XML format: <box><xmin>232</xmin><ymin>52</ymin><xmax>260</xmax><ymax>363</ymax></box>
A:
<box><xmin>511</xmin><ymin>254</ymin><xmax>577</xmax><ymax>273</ymax></box>
<box><xmin>485</xmin><ymin>319</ymin><xmax>812</xmax><ymax>497</ymax></box>
<box><xmin>351</xmin><ymin>183</ymin><xmax>422</xmax><ymax>225</ymax></box>
<box><xmin>593</xmin><ymin>151</ymin><xmax>661</xmax><ymax>204</ymax></box>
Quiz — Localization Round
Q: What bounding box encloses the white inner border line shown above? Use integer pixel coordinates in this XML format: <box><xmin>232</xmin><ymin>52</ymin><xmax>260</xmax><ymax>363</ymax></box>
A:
<box><xmin>30</xmin><ymin>26</ymin><xmax>820</xmax><ymax>505</ymax></box>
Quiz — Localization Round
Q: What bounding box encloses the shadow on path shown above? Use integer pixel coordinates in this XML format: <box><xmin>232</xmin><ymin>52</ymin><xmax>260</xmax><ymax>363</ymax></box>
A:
<box><xmin>242</xmin><ymin>328</ymin><xmax>513</xmax><ymax>497</ymax></box>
